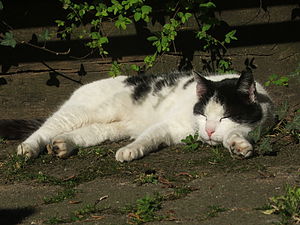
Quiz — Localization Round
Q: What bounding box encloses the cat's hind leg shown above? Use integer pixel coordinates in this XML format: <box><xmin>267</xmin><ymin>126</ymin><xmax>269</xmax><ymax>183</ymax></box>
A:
<box><xmin>47</xmin><ymin>121</ymin><xmax>129</xmax><ymax>158</ymax></box>
<box><xmin>17</xmin><ymin>106</ymin><xmax>99</xmax><ymax>158</ymax></box>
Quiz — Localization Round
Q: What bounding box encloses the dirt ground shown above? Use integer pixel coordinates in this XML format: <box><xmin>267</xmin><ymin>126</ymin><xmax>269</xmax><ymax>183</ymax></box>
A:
<box><xmin>1</xmin><ymin>3</ymin><xmax>300</xmax><ymax>223</ymax></box>
<box><xmin>0</xmin><ymin>42</ymin><xmax>300</xmax><ymax>225</ymax></box>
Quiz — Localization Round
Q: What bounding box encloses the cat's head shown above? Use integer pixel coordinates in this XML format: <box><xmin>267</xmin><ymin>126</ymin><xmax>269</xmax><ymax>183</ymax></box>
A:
<box><xmin>193</xmin><ymin>70</ymin><xmax>263</xmax><ymax>144</ymax></box>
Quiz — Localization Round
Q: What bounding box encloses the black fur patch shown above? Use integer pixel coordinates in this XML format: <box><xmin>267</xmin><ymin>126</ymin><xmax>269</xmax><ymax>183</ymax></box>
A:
<box><xmin>194</xmin><ymin>78</ymin><xmax>267</xmax><ymax>124</ymax></box>
<box><xmin>183</xmin><ymin>78</ymin><xmax>194</xmax><ymax>89</ymax></box>
<box><xmin>0</xmin><ymin>119</ymin><xmax>44</xmax><ymax>140</ymax></box>
<box><xmin>125</xmin><ymin>72</ymin><xmax>191</xmax><ymax>101</ymax></box>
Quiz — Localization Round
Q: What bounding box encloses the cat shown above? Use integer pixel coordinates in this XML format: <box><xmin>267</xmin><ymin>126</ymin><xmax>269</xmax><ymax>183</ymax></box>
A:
<box><xmin>5</xmin><ymin>70</ymin><xmax>273</xmax><ymax>162</ymax></box>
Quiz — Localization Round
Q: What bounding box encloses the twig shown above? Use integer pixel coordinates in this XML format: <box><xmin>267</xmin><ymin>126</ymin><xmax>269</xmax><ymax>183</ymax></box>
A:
<box><xmin>20</xmin><ymin>41</ymin><xmax>71</xmax><ymax>56</ymax></box>
<box><xmin>94</xmin><ymin>195</ymin><xmax>108</xmax><ymax>207</ymax></box>
<box><xmin>42</xmin><ymin>61</ymin><xmax>83</xmax><ymax>85</ymax></box>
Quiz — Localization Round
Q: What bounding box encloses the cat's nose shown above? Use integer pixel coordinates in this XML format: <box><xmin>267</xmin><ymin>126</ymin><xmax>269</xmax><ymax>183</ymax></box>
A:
<box><xmin>205</xmin><ymin>128</ymin><xmax>215</xmax><ymax>137</ymax></box>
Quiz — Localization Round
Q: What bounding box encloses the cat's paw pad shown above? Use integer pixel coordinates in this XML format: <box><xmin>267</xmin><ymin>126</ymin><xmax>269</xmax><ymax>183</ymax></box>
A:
<box><xmin>46</xmin><ymin>138</ymin><xmax>75</xmax><ymax>159</ymax></box>
<box><xmin>115</xmin><ymin>147</ymin><xmax>144</xmax><ymax>162</ymax></box>
<box><xmin>17</xmin><ymin>143</ymin><xmax>39</xmax><ymax>159</ymax></box>
<box><xmin>230</xmin><ymin>138</ymin><xmax>253</xmax><ymax>158</ymax></box>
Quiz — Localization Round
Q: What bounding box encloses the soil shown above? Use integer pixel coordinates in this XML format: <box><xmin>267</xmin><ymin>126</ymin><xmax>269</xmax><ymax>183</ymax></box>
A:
<box><xmin>0</xmin><ymin>49</ymin><xmax>299</xmax><ymax>225</ymax></box>
<box><xmin>0</xmin><ymin>3</ymin><xmax>300</xmax><ymax>225</ymax></box>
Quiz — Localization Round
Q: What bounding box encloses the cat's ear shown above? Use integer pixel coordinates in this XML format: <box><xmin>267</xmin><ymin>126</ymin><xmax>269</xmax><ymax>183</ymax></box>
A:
<box><xmin>193</xmin><ymin>71</ymin><xmax>209</xmax><ymax>98</ymax></box>
<box><xmin>236</xmin><ymin>70</ymin><xmax>257</xmax><ymax>102</ymax></box>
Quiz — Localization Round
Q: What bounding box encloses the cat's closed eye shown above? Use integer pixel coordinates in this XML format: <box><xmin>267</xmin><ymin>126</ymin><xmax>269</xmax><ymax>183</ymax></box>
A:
<box><xmin>199</xmin><ymin>114</ymin><xmax>207</xmax><ymax>120</ymax></box>
<box><xmin>219</xmin><ymin>116</ymin><xmax>230</xmax><ymax>122</ymax></box>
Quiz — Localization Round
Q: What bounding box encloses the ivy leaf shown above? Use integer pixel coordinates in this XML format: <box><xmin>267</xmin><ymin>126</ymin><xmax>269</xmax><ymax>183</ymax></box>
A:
<box><xmin>1</xmin><ymin>32</ymin><xmax>17</xmax><ymax>48</ymax></box>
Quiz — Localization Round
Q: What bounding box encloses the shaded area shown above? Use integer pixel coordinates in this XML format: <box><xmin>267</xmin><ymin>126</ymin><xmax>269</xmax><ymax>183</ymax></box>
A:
<box><xmin>0</xmin><ymin>0</ymin><xmax>300</xmax><ymax>67</ymax></box>
<box><xmin>0</xmin><ymin>0</ymin><xmax>299</xmax><ymax>29</ymax></box>
<box><xmin>0</xmin><ymin>20</ymin><xmax>300</xmax><ymax>65</ymax></box>
<box><xmin>0</xmin><ymin>207</ymin><xmax>36</xmax><ymax>225</ymax></box>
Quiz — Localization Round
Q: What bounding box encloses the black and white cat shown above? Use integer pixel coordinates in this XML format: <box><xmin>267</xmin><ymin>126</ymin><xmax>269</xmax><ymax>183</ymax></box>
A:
<box><xmin>13</xmin><ymin>70</ymin><xmax>273</xmax><ymax>162</ymax></box>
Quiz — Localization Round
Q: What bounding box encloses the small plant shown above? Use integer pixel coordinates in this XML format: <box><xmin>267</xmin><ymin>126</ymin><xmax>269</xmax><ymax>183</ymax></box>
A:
<box><xmin>265</xmin><ymin>74</ymin><xmax>289</xmax><ymax>87</ymax></box>
<box><xmin>43</xmin><ymin>188</ymin><xmax>77</xmax><ymax>204</ymax></box>
<box><xmin>127</xmin><ymin>194</ymin><xmax>163</xmax><ymax>224</ymax></box>
<box><xmin>71</xmin><ymin>204</ymin><xmax>99</xmax><ymax>221</ymax></box>
<box><xmin>248</xmin><ymin>103</ymin><xmax>299</xmax><ymax>156</ymax></box>
<box><xmin>257</xmin><ymin>137</ymin><xmax>275</xmax><ymax>156</ymax></box>
<box><xmin>216</xmin><ymin>58</ymin><xmax>234</xmax><ymax>73</ymax></box>
<box><xmin>167</xmin><ymin>186</ymin><xmax>194</xmax><ymax>200</ymax></box>
<box><xmin>78</xmin><ymin>146</ymin><xmax>104</xmax><ymax>157</ymax></box>
<box><xmin>4</xmin><ymin>154</ymin><xmax>29</xmax><ymax>174</ymax></box>
<box><xmin>209</xmin><ymin>146</ymin><xmax>224</xmax><ymax>164</ymax></box>
<box><xmin>181</xmin><ymin>133</ymin><xmax>200</xmax><ymax>151</ymax></box>
<box><xmin>136</xmin><ymin>173</ymin><xmax>159</xmax><ymax>185</ymax></box>
<box><xmin>200</xmin><ymin>205</ymin><xmax>228</xmax><ymax>221</ymax></box>
<box><xmin>45</xmin><ymin>203</ymin><xmax>106</xmax><ymax>224</ymax></box>
<box><xmin>44</xmin><ymin>216</ymin><xmax>67</xmax><ymax>224</ymax></box>
<box><xmin>261</xmin><ymin>185</ymin><xmax>300</xmax><ymax>224</ymax></box>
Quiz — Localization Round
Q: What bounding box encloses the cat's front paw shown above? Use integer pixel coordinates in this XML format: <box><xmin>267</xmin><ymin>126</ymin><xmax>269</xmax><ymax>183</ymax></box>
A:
<box><xmin>229</xmin><ymin>137</ymin><xmax>253</xmax><ymax>158</ymax></box>
<box><xmin>46</xmin><ymin>137</ymin><xmax>76</xmax><ymax>159</ymax></box>
<box><xmin>17</xmin><ymin>143</ymin><xmax>39</xmax><ymax>158</ymax></box>
<box><xmin>115</xmin><ymin>146</ymin><xmax>144</xmax><ymax>162</ymax></box>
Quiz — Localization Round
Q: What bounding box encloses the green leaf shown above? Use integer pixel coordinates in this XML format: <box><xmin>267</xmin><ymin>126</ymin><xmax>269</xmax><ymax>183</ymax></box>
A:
<box><xmin>134</xmin><ymin>12</ymin><xmax>142</xmax><ymax>21</ymax></box>
<box><xmin>79</xmin><ymin>9</ymin><xmax>85</xmax><ymax>17</ymax></box>
<box><xmin>108</xmin><ymin>61</ymin><xmax>121</xmax><ymax>77</ymax></box>
<box><xmin>55</xmin><ymin>20</ymin><xmax>65</xmax><ymax>27</ymax></box>
<box><xmin>90</xmin><ymin>32</ymin><xmax>100</xmax><ymax>39</ymax></box>
<box><xmin>265</xmin><ymin>74</ymin><xmax>289</xmax><ymax>86</ymax></box>
<box><xmin>200</xmin><ymin>2</ymin><xmax>216</xmax><ymax>8</ymax></box>
<box><xmin>144</xmin><ymin>53</ymin><xmax>156</xmax><ymax>68</ymax></box>
<box><xmin>130</xmin><ymin>64</ymin><xmax>140</xmax><ymax>72</ymax></box>
<box><xmin>225</xmin><ymin>30</ymin><xmax>237</xmax><ymax>43</ymax></box>
<box><xmin>141</xmin><ymin>5</ymin><xmax>152</xmax><ymax>14</ymax></box>
<box><xmin>0</xmin><ymin>1</ymin><xmax>3</xmax><ymax>10</ymax></box>
<box><xmin>99</xmin><ymin>36</ymin><xmax>108</xmax><ymax>44</ymax></box>
<box><xmin>185</xmin><ymin>12</ymin><xmax>192</xmax><ymax>19</ymax></box>
<box><xmin>147</xmin><ymin>36</ymin><xmax>158</xmax><ymax>41</ymax></box>
<box><xmin>202</xmin><ymin>24</ymin><xmax>211</xmax><ymax>32</ymax></box>
<box><xmin>269</xmin><ymin>74</ymin><xmax>278</xmax><ymax>80</ymax></box>
<box><xmin>196</xmin><ymin>31</ymin><xmax>207</xmax><ymax>40</ymax></box>
<box><xmin>0</xmin><ymin>32</ymin><xmax>17</xmax><ymax>48</ymax></box>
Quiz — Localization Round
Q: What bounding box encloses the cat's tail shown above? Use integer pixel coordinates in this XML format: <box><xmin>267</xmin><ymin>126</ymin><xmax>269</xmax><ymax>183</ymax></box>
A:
<box><xmin>0</xmin><ymin>119</ymin><xmax>44</xmax><ymax>140</ymax></box>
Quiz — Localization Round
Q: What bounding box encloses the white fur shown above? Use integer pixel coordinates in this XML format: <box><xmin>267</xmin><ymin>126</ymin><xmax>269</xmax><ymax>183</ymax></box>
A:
<box><xmin>17</xmin><ymin>73</ymin><xmax>272</xmax><ymax>161</ymax></box>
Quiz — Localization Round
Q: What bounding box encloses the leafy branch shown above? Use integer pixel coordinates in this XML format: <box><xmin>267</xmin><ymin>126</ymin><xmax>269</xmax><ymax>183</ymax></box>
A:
<box><xmin>0</xmin><ymin>0</ymin><xmax>238</xmax><ymax>76</ymax></box>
